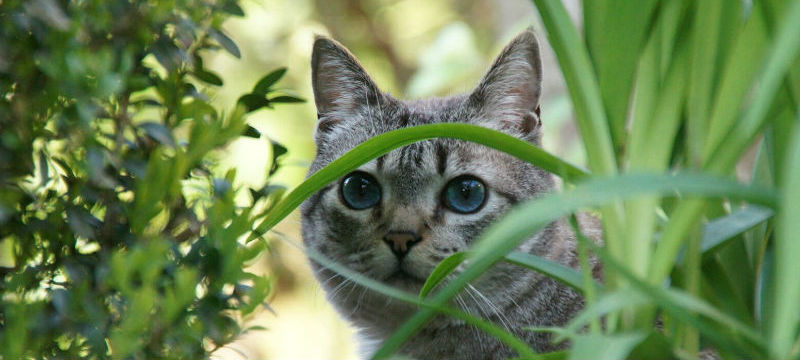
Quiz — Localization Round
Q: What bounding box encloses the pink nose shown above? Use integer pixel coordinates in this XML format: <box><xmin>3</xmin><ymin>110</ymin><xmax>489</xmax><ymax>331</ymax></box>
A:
<box><xmin>383</xmin><ymin>231</ymin><xmax>421</xmax><ymax>258</ymax></box>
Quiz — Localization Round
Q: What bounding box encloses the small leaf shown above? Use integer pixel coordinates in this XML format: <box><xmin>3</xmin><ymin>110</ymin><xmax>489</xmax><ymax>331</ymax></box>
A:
<box><xmin>208</xmin><ymin>27</ymin><xmax>241</xmax><ymax>58</ymax></box>
<box><xmin>133</xmin><ymin>99</ymin><xmax>163</xmax><ymax>107</ymax></box>
<box><xmin>67</xmin><ymin>206</ymin><xmax>101</xmax><ymax>239</ymax></box>
<box><xmin>183</xmin><ymin>83</ymin><xmax>210</xmax><ymax>101</ymax></box>
<box><xmin>193</xmin><ymin>70</ymin><xmax>223</xmax><ymax>86</ymax></box>
<box><xmin>250</xmin><ymin>184</ymin><xmax>286</xmax><ymax>203</ymax></box>
<box><xmin>269</xmin><ymin>95</ymin><xmax>305</xmax><ymax>104</ymax></box>
<box><xmin>420</xmin><ymin>252</ymin><xmax>466</xmax><ymax>298</ymax></box>
<box><xmin>237</xmin><ymin>93</ymin><xmax>271</xmax><ymax>112</ymax></box>
<box><xmin>268</xmin><ymin>139</ymin><xmax>288</xmax><ymax>176</ymax></box>
<box><xmin>213</xmin><ymin>178</ymin><xmax>231</xmax><ymax>197</ymax></box>
<box><xmin>140</xmin><ymin>122</ymin><xmax>176</xmax><ymax>148</ymax></box>
<box><xmin>151</xmin><ymin>36</ymin><xmax>181</xmax><ymax>72</ymax></box>
<box><xmin>242</xmin><ymin>125</ymin><xmax>261</xmax><ymax>138</ymax></box>
<box><xmin>701</xmin><ymin>205</ymin><xmax>774</xmax><ymax>254</ymax></box>
<box><xmin>221</xmin><ymin>2</ymin><xmax>246</xmax><ymax>17</ymax></box>
<box><xmin>38</xmin><ymin>151</ymin><xmax>49</xmax><ymax>186</ymax></box>
<box><xmin>253</xmin><ymin>67</ymin><xmax>287</xmax><ymax>95</ymax></box>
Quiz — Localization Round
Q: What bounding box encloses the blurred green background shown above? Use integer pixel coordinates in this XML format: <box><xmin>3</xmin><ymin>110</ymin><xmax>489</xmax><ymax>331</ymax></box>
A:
<box><xmin>207</xmin><ymin>1</ymin><xmax>583</xmax><ymax>358</ymax></box>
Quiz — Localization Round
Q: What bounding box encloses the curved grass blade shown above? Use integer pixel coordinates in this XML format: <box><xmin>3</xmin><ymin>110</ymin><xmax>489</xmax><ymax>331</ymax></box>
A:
<box><xmin>503</xmin><ymin>251</ymin><xmax>604</xmax><ymax>293</ymax></box>
<box><xmin>580</xmin><ymin>241</ymin><xmax>767</xmax><ymax>357</ymax></box>
<box><xmin>419</xmin><ymin>252</ymin><xmax>466</xmax><ymax>298</ymax></box>
<box><xmin>270</xmin><ymin>232</ymin><xmax>536</xmax><ymax>358</ymax></box>
<box><xmin>371</xmin><ymin>173</ymin><xmax>778</xmax><ymax>359</ymax></box>
<box><xmin>700</xmin><ymin>205</ymin><xmax>774</xmax><ymax>256</ymax></box>
<box><xmin>248</xmin><ymin>123</ymin><xmax>588</xmax><ymax>241</ymax></box>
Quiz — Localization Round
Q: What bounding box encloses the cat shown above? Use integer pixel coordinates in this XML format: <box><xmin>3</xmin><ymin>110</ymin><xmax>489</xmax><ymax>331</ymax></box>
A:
<box><xmin>301</xmin><ymin>28</ymin><xmax>601</xmax><ymax>360</ymax></box>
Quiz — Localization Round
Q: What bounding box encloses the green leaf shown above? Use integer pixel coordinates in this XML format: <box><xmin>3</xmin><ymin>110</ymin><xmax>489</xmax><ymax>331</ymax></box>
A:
<box><xmin>249</xmin><ymin>123</ymin><xmax>588</xmax><ymax>241</ymax></box>
<box><xmin>241</xmin><ymin>125</ymin><xmax>261</xmax><ymax>138</ymax></box>
<box><xmin>419</xmin><ymin>252</ymin><xmax>466</xmax><ymax>298</ymax></box>
<box><xmin>268</xmin><ymin>139</ymin><xmax>287</xmax><ymax>176</ymax></box>
<box><xmin>253</xmin><ymin>67</ymin><xmax>287</xmax><ymax>95</ymax></box>
<box><xmin>66</xmin><ymin>206</ymin><xmax>100</xmax><ymax>239</ymax></box>
<box><xmin>528</xmin><ymin>2</ymin><xmax>617</xmax><ymax>175</ymax></box>
<box><xmin>221</xmin><ymin>1</ymin><xmax>245</xmax><ymax>16</ymax></box>
<box><xmin>150</xmin><ymin>36</ymin><xmax>181</xmax><ymax>72</ymax></box>
<box><xmin>275</xmin><ymin>235</ymin><xmax>537</xmax><ymax>357</ymax></box>
<box><xmin>193</xmin><ymin>69</ymin><xmax>223</xmax><ymax>86</ymax></box>
<box><xmin>770</xmin><ymin>109</ymin><xmax>800</xmax><ymax>358</ymax></box>
<box><xmin>140</xmin><ymin>122</ymin><xmax>176</xmax><ymax>148</ymax></box>
<box><xmin>372</xmin><ymin>173</ymin><xmax>776</xmax><ymax>359</ymax></box>
<box><xmin>503</xmin><ymin>251</ymin><xmax>602</xmax><ymax>293</ymax></box>
<box><xmin>568</xmin><ymin>332</ymin><xmax>648</xmax><ymax>360</ymax></box>
<box><xmin>38</xmin><ymin>151</ymin><xmax>49</xmax><ymax>186</ymax></box>
<box><xmin>268</xmin><ymin>95</ymin><xmax>305</xmax><ymax>104</ymax></box>
<box><xmin>700</xmin><ymin>205</ymin><xmax>774</xmax><ymax>255</ymax></box>
<box><xmin>237</xmin><ymin>94</ymin><xmax>271</xmax><ymax>112</ymax></box>
<box><xmin>208</xmin><ymin>27</ymin><xmax>241</xmax><ymax>59</ymax></box>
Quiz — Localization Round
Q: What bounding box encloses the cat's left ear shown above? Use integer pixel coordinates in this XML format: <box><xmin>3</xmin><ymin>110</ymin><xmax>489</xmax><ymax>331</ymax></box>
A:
<box><xmin>469</xmin><ymin>27</ymin><xmax>543</xmax><ymax>142</ymax></box>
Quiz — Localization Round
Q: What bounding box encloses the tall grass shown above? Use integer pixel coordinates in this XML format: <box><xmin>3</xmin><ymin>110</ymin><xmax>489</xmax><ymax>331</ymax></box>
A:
<box><xmin>253</xmin><ymin>0</ymin><xmax>800</xmax><ymax>358</ymax></box>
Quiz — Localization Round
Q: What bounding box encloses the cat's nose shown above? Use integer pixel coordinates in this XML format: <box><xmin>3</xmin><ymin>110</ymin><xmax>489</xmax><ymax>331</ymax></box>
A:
<box><xmin>383</xmin><ymin>231</ymin><xmax>422</xmax><ymax>258</ymax></box>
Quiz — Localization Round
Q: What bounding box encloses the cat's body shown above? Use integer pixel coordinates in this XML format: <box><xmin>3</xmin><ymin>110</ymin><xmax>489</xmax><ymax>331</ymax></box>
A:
<box><xmin>301</xmin><ymin>28</ymin><xmax>601</xmax><ymax>359</ymax></box>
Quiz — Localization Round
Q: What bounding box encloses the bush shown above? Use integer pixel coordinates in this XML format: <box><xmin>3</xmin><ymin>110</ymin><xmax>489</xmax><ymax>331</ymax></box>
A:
<box><xmin>0</xmin><ymin>1</ymin><xmax>300</xmax><ymax>358</ymax></box>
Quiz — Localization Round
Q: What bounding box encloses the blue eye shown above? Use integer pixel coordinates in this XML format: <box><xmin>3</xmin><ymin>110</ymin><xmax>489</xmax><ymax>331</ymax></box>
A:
<box><xmin>443</xmin><ymin>175</ymin><xmax>487</xmax><ymax>213</ymax></box>
<box><xmin>340</xmin><ymin>171</ymin><xmax>382</xmax><ymax>210</ymax></box>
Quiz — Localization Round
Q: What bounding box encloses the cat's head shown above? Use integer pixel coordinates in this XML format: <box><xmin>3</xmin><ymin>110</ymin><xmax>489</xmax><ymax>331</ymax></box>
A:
<box><xmin>301</xmin><ymin>28</ymin><xmax>555</xmax><ymax>327</ymax></box>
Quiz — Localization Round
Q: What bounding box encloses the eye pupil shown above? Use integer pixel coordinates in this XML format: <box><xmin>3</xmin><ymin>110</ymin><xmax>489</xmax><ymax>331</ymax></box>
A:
<box><xmin>341</xmin><ymin>171</ymin><xmax>381</xmax><ymax>210</ymax></box>
<box><xmin>443</xmin><ymin>175</ymin><xmax>486</xmax><ymax>213</ymax></box>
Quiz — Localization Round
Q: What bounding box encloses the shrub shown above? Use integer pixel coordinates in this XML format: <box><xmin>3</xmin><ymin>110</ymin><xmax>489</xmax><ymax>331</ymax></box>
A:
<box><xmin>0</xmin><ymin>0</ymin><xmax>300</xmax><ymax>358</ymax></box>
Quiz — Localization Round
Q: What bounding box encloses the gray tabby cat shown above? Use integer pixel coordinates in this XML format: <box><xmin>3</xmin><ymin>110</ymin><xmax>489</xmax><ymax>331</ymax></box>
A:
<box><xmin>301</xmin><ymin>28</ymin><xmax>601</xmax><ymax>359</ymax></box>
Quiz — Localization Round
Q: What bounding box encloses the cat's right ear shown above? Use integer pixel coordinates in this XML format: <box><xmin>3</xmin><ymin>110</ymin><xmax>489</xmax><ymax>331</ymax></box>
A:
<box><xmin>311</xmin><ymin>36</ymin><xmax>384</xmax><ymax>119</ymax></box>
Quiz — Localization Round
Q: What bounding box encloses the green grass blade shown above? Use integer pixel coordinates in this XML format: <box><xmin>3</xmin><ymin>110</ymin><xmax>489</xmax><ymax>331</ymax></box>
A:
<box><xmin>530</xmin><ymin>0</ymin><xmax>626</xmax><ymax>294</ymax></box>
<box><xmin>699</xmin><ymin>205</ymin><xmax>774</xmax><ymax>256</ymax></box>
<box><xmin>705</xmin><ymin>0</ymin><xmax>800</xmax><ymax>172</ymax></box>
<box><xmin>272</xmin><ymin>233</ymin><xmax>537</xmax><ymax>358</ymax></box>
<box><xmin>652</xmin><ymin>0</ymin><xmax>800</xmax><ymax>281</ymax></box>
<box><xmin>531</xmin><ymin>0</ymin><xmax>617</xmax><ymax>175</ymax></box>
<box><xmin>686</xmin><ymin>0</ymin><xmax>724</xmax><ymax>164</ymax></box>
<box><xmin>568</xmin><ymin>332</ymin><xmax>648</xmax><ymax>360</ymax></box>
<box><xmin>248</xmin><ymin>123</ymin><xmax>587</xmax><ymax>240</ymax></box>
<box><xmin>583</xmin><ymin>240</ymin><xmax>767</xmax><ymax>357</ymax></box>
<box><xmin>702</xmin><ymin>5</ymin><xmax>769</xmax><ymax>161</ymax></box>
<box><xmin>586</xmin><ymin>0</ymin><xmax>658</xmax><ymax>155</ymax></box>
<box><xmin>419</xmin><ymin>252</ymin><xmax>466</xmax><ymax>298</ymax></box>
<box><xmin>503</xmin><ymin>251</ymin><xmax>604</xmax><ymax>293</ymax></box>
<box><xmin>371</xmin><ymin>173</ymin><xmax>778</xmax><ymax>359</ymax></box>
<box><xmin>769</xmin><ymin>122</ymin><xmax>800</xmax><ymax>358</ymax></box>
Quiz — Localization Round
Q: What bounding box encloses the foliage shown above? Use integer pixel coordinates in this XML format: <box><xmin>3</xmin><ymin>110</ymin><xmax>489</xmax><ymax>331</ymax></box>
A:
<box><xmin>250</xmin><ymin>0</ymin><xmax>800</xmax><ymax>359</ymax></box>
<box><xmin>0</xmin><ymin>0</ymin><xmax>301</xmax><ymax>358</ymax></box>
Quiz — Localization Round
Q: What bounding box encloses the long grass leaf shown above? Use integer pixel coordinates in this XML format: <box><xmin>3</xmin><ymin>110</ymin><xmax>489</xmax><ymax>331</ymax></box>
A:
<box><xmin>686</xmin><ymin>0</ymin><xmax>723</xmax><ymax>164</ymax></box>
<box><xmin>769</xmin><ymin>123</ymin><xmax>800</xmax><ymax>358</ymax></box>
<box><xmin>705</xmin><ymin>0</ymin><xmax>800</xmax><ymax>172</ymax></box>
<box><xmin>272</xmin><ymin>232</ymin><xmax>537</xmax><ymax>358</ymax></box>
<box><xmin>699</xmin><ymin>205</ymin><xmax>774</xmax><ymax>256</ymax></box>
<box><xmin>248</xmin><ymin>123</ymin><xmax>587</xmax><ymax>240</ymax></box>
<box><xmin>419</xmin><ymin>252</ymin><xmax>466</xmax><ymax>298</ymax></box>
<box><xmin>531</xmin><ymin>0</ymin><xmax>617</xmax><ymax>175</ymax></box>
<box><xmin>371</xmin><ymin>173</ymin><xmax>778</xmax><ymax>359</ymax></box>
<box><xmin>503</xmin><ymin>251</ymin><xmax>603</xmax><ymax>293</ymax></box>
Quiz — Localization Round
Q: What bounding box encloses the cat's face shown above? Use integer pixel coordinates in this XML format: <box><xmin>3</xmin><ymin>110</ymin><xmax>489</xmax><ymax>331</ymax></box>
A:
<box><xmin>301</xmin><ymin>29</ymin><xmax>554</xmax><ymax>327</ymax></box>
